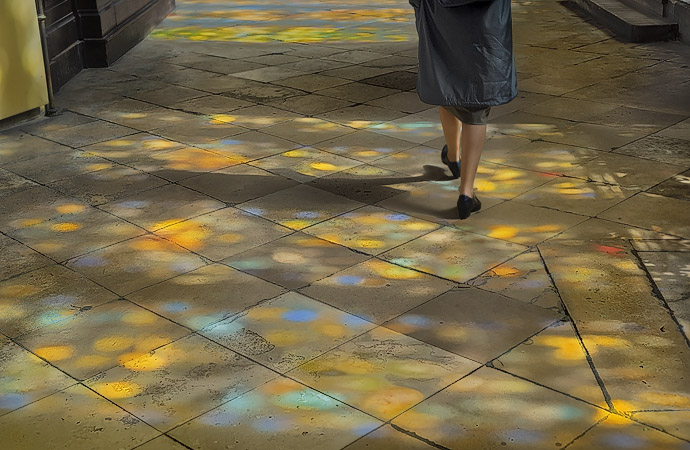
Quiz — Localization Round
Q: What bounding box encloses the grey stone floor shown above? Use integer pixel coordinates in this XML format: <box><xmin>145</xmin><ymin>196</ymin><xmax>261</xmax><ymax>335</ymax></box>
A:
<box><xmin>1</xmin><ymin>0</ymin><xmax>690</xmax><ymax>449</ymax></box>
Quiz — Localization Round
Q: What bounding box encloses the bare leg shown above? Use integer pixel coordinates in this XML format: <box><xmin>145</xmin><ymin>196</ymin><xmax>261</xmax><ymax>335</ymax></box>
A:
<box><xmin>439</xmin><ymin>107</ymin><xmax>461</xmax><ymax>162</ymax></box>
<box><xmin>459</xmin><ymin>123</ymin><xmax>487</xmax><ymax>197</ymax></box>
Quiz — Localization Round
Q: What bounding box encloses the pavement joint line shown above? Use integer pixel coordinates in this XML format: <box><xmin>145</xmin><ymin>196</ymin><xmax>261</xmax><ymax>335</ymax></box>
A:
<box><xmin>561</xmin><ymin>414</ymin><xmax>609</xmax><ymax>449</ymax></box>
<box><xmin>389</xmin><ymin>423</ymin><xmax>453</xmax><ymax>450</ymax></box>
<box><xmin>535</xmin><ymin>243</ymin><xmax>616</xmax><ymax>411</ymax></box>
<box><xmin>629</xmin><ymin>244</ymin><xmax>690</xmax><ymax>349</ymax></box>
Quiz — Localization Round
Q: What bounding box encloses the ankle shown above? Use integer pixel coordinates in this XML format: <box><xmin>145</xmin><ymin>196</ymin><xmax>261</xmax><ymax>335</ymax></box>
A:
<box><xmin>459</xmin><ymin>188</ymin><xmax>474</xmax><ymax>197</ymax></box>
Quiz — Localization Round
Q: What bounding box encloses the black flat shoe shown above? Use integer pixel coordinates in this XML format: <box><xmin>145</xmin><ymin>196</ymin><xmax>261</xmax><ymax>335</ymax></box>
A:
<box><xmin>441</xmin><ymin>145</ymin><xmax>460</xmax><ymax>179</ymax></box>
<box><xmin>457</xmin><ymin>194</ymin><xmax>481</xmax><ymax>220</ymax></box>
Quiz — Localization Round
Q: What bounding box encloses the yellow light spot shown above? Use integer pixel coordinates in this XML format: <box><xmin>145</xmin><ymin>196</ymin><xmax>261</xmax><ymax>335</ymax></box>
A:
<box><xmin>265</xmin><ymin>330</ymin><xmax>301</xmax><ymax>346</ymax></box>
<box><xmin>611</xmin><ymin>399</ymin><xmax>638</xmax><ymax>413</ymax></box>
<box><xmin>56</xmin><ymin>204</ymin><xmax>86</xmax><ymax>214</ymax></box>
<box><xmin>261</xmin><ymin>378</ymin><xmax>300</xmax><ymax>395</ymax></box>
<box><xmin>87</xmin><ymin>163</ymin><xmax>112</xmax><ymax>171</ymax></box>
<box><xmin>0</xmin><ymin>284</ymin><xmax>40</xmax><ymax>297</ymax></box>
<box><xmin>356</xmin><ymin>239</ymin><xmax>385</xmax><ymax>249</ymax></box>
<box><xmin>492</xmin><ymin>266</ymin><xmax>521</xmax><ymax>277</ymax></box>
<box><xmin>122</xmin><ymin>353</ymin><xmax>167</xmax><ymax>371</ymax></box>
<box><xmin>402</xmin><ymin>222</ymin><xmax>437</xmax><ymax>231</ymax></box>
<box><xmin>122</xmin><ymin>311</ymin><xmax>156</xmax><ymax>326</ymax></box>
<box><xmin>362</xmin><ymin>387</ymin><xmax>425</xmax><ymax>417</ymax></box>
<box><xmin>134</xmin><ymin>336</ymin><xmax>172</xmax><ymax>351</ymax></box>
<box><xmin>34</xmin><ymin>345</ymin><xmax>74</xmax><ymax>361</ymax></box>
<box><xmin>219</xmin><ymin>233</ymin><xmax>243</xmax><ymax>244</ymax></box>
<box><xmin>539</xmin><ymin>336</ymin><xmax>586</xmax><ymax>361</ymax></box>
<box><xmin>18</xmin><ymin>219</ymin><xmax>42</xmax><ymax>227</ymax></box>
<box><xmin>309</xmin><ymin>162</ymin><xmax>338</xmax><ymax>171</ymax></box>
<box><xmin>280</xmin><ymin>219</ymin><xmax>312</xmax><ymax>230</ymax></box>
<box><xmin>272</xmin><ymin>251</ymin><xmax>306</xmax><ymax>264</ymax></box>
<box><xmin>317</xmin><ymin>324</ymin><xmax>346</xmax><ymax>338</ymax></box>
<box><xmin>51</xmin><ymin>222</ymin><xmax>82</xmax><ymax>232</ymax></box>
<box><xmin>93</xmin><ymin>336</ymin><xmax>135</xmax><ymax>352</ymax></box>
<box><xmin>283</xmin><ymin>150</ymin><xmax>310</xmax><ymax>158</ymax></box>
<box><xmin>488</xmin><ymin>226</ymin><xmax>519</xmax><ymax>240</ymax></box>
<box><xmin>92</xmin><ymin>381</ymin><xmax>143</xmax><ymax>399</ymax></box>
<box><xmin>210</xmin><ymin>114</ymin><xmax>236</xmax><ymax>124</ymax></box>
<box><xmin>356</xmin><ymin>150</ymin><xmax>380</xmax><ymax>157</ymax></box>
<box><xmin>394</xmin><ymin>410</ymin><xmax>439</xmax><ymax>431</ymax></box>
<box><xmin>130</xmin><ymin>238</ymin><xmax>171</xmax><ymax>251</ymax></box>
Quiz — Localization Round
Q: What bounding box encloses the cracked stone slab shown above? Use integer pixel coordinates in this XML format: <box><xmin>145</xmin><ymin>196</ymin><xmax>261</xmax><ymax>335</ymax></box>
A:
<box><xmin>567</xmin><ymin>415</ymin><xmax>690</xmax><ymax>449</ymax></box>
<box><xmin>385</xmin><ymin>288</ymin><xmax>561</xmax><ymax>363</ymax></box>
<box><xmin>0</xmin><ymin>336</ymin><xmax>76</xmax><ymax>416</ymax></box>
<box><xmin>540</xmin><ymin>240</ymin><xmax>690</xmax><ymax>412</ymax></box>
<box><xmin>127</xmin><ymin>264</ymin><xmax>286</xmax><ymax>331</ymax></box>
<box><xmin>494</xmin><ymin>321</ymin><xmax>607</xmax><ymax>407</ymax></box>
<box><xmin>0</xmin><ymin>186</ymin><xmax>93</xmax><ymax>232</ymax></box>
<box><xmin>17</xmin><ymin>299</ymin><xmax>189</xmax><ymax>380</ymax></box>
<box><xmin>0</xmin><ymin>264</ymin><xmax>118</xmax><ymax>338</ymax></box>
<box><xmin>85</xmin><ymin>334</ymin><xmax>276</xmax><ymax>432</ymax></box>
<box><xmin>614</xmin><ymin>134</ymin><xmax>690</xmax><ymax>166</ymax></box>
<box><xmin>300</xmin><ymin>258</ymin><xmax>454</xmax><ymax>324</ymax></box>
<box><xmin>0</xmin><ymin>168</ymin><xmax>37</xmax><ymax>198</ymax></box>
<box><xmin>0</xmin><ymin>234</ymin><xmax>53</xmax><ymax>282</ymax></box>
<box><xmin>200</xmin><ymin>292</ymin><xmax>376</xmax><ymax>373</ymax></box>
<box><xmin>168</xmin><ymin>377</ymin><xmax>382</xmax><ymax>449</ymax></box>
<box><xmin>289</xmin><ymin>327</ymin><xmax>480</xmax><ymax>420</ymax></box>
<box><xmin>468</xmin><ymin>249</ymin><xmax>562</xmax><ymax>310</ymax></box>
<box><xmin>303</xmin><ymin>205</ymin><xmax>440</xmax><ymax>255</ymax></box>
<box><xmin>393</xmin><ymin>366</ymin><xmax>602</xmax><ymax>450</ymax></box>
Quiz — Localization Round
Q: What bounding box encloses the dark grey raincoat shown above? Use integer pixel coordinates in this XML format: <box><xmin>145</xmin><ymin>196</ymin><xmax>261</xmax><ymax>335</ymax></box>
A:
<box><xmin>410</xmin><ymin>0</ymin><xmax>518</xmax><ymax>107</ymax></box>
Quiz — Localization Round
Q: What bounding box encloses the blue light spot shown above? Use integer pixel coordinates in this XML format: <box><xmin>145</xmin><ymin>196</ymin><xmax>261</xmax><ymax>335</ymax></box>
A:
<box><xmin>0</xmin><ymin>394</ymin><xmax>30</xmax><ymax>410</ymax></box>
<box><xmin>373</xmin><ymin>147</ymin><xmax>394</xmax><ymax>153</ymax></box>
<box><xmin>282</xmin><ymin>309</ymin><xmax>318</xmax><ymax>322</ymax></box>
<box><xmin>337</xmin><ymin>275</ymin><xmax>364</xmax><ymax>286</ymax></box>
<box><xmin>42</xmin><ymin>294</ymin><xmax>77</xmax><ymax>305</ymax></box>
<box><xmin>385</xmin><ymin>214</ymin><xmax>409</xmax><ymax>221</ymax></box>
<box><xmin>398</xmin><ymin>315</ymin><xmax>431</xmax><ymax>327</ymax></box>
<box><xmin>295</xmin><ymin>211</ymin><xmax>319</xmax><ymax>219</ymax></box>
<box><xmin>242</xmin><ymin>207</ymin><xmax>265</xmax><ymax>216</ymax></box>
<box><xmin>72</xmin><ymin>255</ymin><xmax>106</xmax><ymax>268</ymax></box>
<box><xmin>353</xmin><ymin>421</ymin><xmax>382</xmax><ymax>436</ymax></box>
<box><xmin>602</xmin><ymin>433</ymin><xmax>646</xmax><ymax>449</ymax></box>
<box><xmin>163</xmin><ymin>302</ymin><xmax>189</xmax><ymax>313</ymax></box>
<box><xmin>219</xmin><ymin>139</ymin><xmax>242</xmax><ymax>146</ymax></box>
<box><xmin>253</xmin><ymin>416</ymin><xmax>290</xmax><ymax>433</ymax></box>
<box><xmin>119</xmin><ymin>201</ymin><xmax>148</xmax><ymax>208</ymax></box>
<box><xmin>342</xmin><ymin>315</ymin><xmax>370</xmax><ymax>327</ymax></box>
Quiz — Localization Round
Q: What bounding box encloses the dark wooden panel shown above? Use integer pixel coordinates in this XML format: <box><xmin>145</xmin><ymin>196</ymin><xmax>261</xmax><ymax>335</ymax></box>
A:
<box><xmin>51</xmin><ymin>41</ymin><xmax>84</xmax><ymax>91</ymax></box>
<box><xmin>46</xmin><ymin>14</ymin><xmax>81</xmax><ymax>59</ymax></box>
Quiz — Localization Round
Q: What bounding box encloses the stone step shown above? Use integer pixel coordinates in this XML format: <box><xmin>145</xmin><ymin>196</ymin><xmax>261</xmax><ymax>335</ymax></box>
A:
<box><xmin>572</xmin><ymin>0</ymin><xmax>679</xmax><ymax>42</ymax></box>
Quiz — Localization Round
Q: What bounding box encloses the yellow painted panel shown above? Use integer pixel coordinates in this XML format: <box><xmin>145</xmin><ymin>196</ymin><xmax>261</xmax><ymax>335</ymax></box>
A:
<box><xmin>0</xmin><ymin>0</ymin><xmax>49</xmax><ymax>120</ymax></box>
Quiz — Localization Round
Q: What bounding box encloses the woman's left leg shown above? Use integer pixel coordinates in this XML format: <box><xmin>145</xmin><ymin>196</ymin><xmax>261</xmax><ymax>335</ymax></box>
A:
<box><xmin>440</xmin><ymin>106</ymin><xmax>461</xmax><ymax>162</ymax></box>
<box><xmin>459</xmin><ymin>123</ymin><xmax>487</xmax><ymax>197</ymax></box>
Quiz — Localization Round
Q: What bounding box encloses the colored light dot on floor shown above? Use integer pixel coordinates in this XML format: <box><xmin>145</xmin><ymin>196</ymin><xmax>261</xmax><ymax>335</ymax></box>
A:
<box><xmin>337</xmin><ymin>275</ymin><xmax>364</xmax><ymax>285</ymax></box>
<box><xmin>281</xmin><ymin>309</ymin><xmax>318</xmax><ymax>322</ymax></box>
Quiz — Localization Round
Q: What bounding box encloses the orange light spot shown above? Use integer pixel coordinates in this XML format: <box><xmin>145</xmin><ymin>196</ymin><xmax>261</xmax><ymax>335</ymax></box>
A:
<box><xmin>51</xmin><ymin>222</ymin><xmax>82</xmax><ymax>232</ymax></box>
<box><xmin>92</xmin><ymin>381</ymin><xmax>143</xmax><ymax>399</ymax></box>
<box><xmin>56</xmin><ymin>204</ymin><xmax>86</xmax><ymax>214</ymax></box>
<box><xmin>122</xmin><ymin>352</ymin><xmax>167</xmax><ymax>371</ymax></box>
<box><xmin>34</xmin><ymin>345</ymin><xmax>74</xmax><ymax>361</ymax></box>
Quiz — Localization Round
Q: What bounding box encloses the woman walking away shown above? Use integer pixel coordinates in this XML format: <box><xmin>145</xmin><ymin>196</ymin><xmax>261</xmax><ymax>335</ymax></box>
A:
<box><xmin>410</xmin><ymin>0</ymin><xmax>517</xmax><ymax>219</ymax></box>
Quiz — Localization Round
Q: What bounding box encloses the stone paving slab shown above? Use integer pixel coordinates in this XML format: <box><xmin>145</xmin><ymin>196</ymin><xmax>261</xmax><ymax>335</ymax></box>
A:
<box><xmin>1</xmin><ymin>0</ymin><xmax>689</xmax><ymax>448</ymax></box>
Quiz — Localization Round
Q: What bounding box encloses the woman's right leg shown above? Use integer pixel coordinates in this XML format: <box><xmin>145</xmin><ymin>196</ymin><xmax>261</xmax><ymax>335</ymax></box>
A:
<box><xmin>459</xmin><ymin>123</ymin><xmax>487</xmax><ymax>197</ymax></box>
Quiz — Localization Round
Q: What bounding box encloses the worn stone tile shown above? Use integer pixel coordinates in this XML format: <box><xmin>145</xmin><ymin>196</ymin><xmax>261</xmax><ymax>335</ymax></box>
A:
<box><xmin>301</xmin><ymin>258</ymin><xmax>454</xmax><ymax>324</ymax></box>
<box><xmin>251</xmin><ymin>148</ymin><xmax>362</xmax><ymax>184</ymax></box>
<box><xmin>632</xmin><ymin>240</ymin><xmax>690</xmax><ymax>252</ymax></box>
<box><xmin>386</xmin><ymin>288</ymin><xmax>559</xmax><ymax>362</ymax></box>
<box><xmin>372</xmin><ymin>145</ymin><xmax>446</xmax><ymax>178</ymax></box>
<box><xmin>100</xmin><ymin>184</ymin><xmax>224</xmax><ymax>232</ymax></box>
<box><xmin>9</xmin><ymin>208</ymin><xmax>145</xmax><ymax>262</ymax></box>
<box><xmin>231</xmin><ymin>66</ymin><xmax>309</xmax><ymax>82</ymax></box>
<box><xmin>486</xmin><ymin>141</ymin><xmax>601</xmax><ymax>176</ymax></box>
<box><xmin>79</xmin><ymin>133</ymin><xmax>186</xmax><ymax>164</ymax></box>
<box><xmin>324</xmin><ymin>50</ymin><xmax>388</xmax><ymax>64</ymax></box>
<box><xmin>589</xmin><ymin>106</ymin><xmax>687</xmax><ymax>133</ymax></box>
<box><xmin>40</xmin><ymin>120</ymin><xmax>137</xmax><ymax>148</ymax></box>
<box><xmin>18</xmin><ymin>299</ymin><xmax>189</xmax><ymax>380</ymax></box>
<box><xmin>309</xmin><ymin>165</ymin><xmax>422</xmax><ymax>204</ymax></box>
<box><xmin>304</xmin><ymin>205</ymin><xmax>439</xmax><ymax>255</ymax></box>
<box><xmin>522</xmin><ymin>97</ymin><xmax>620</xmax><ymax>122</ymax></box>
<box><xmin>155</xmin><ymin>207</ymin><xmax>291</xmax><ymax>261</ymax></box>
<box><xmin>549</xmin><ymin>122</ymin><xmax>649</xmax><ymax>151</ymax></box>
<box><xmin>275</xmin><ymin>74</ymin><xmax>351</xmax><ymax>92</ymax></box>
<box><xmin>393</xmin><ymin>367</ymin><xmax>601</xmax><ymax>450</ymax></box>
<box><xmin>512</xmin><ymin>177</ymin><xmax>636</xmax><ymax>216</ymax></box>
<box><xmin>165</xmin><ymin>54</ymin><xmax>266</xmax><ymax>75</ymax></box>
<box><xmin>344</xmin><ymin>425</ymin><xmax>436</xmax><ymax>450</ymax></box>
<box><xmin>221</xmin><ymin>78</ymin><xmax>306</xmax><ymax>103</ymax></box>
<box><xmin>49</xmin><ymin>165</ymin><xmax>168</xmax><ymax>206</ymax></box>
<box><xmin>456</xmin><ymin>201</ymin><xmax>587</xmax><ymax>246</ymax></box>
<box><xmin>381</xmin><ymin>226</ymin><xmax>528</xmax><ymax>283</ymax></box>
<box><xmin>209</xmin><ymin>105</ymin><xmax>301</xmax><ymax>131</ymax></box>
<box><xmin>19</xmin><ymin>111</ymin><xmax>97</xmax><ymax>136</ymax></box>
<box><xmin>130</xmin><ymin>84</ymin><xmax>207</xmax><ymax>107</ymax></box>
<box><xmin>658</xmin><ymin>118</ymin><xmax>690</xmax><ymax>141</ymax></box>
<box><xmin>0</xmin><ymin>234</ymin><xmax>53</xmax><ymax>282</ymax></box>
<box><xmin>495</xmin><ymin>321</ymin><xmax>607</xmax><ymax>406</ymax></box>
<box><xmin>201</xmin><ymin>291</ymin><xmax>376</xmax><ymax>372</ymax></box>
<box><xmin>614</xmin><ymin>134</ymin><xmax>690</xmax><ymax>166</ymax></box>
<box><xmin>370</xmin><ymin>115</ymin><xmax>445</xmax><ymax>144</ymax></box>
<box><xmin>128</xmin><ymin>264</ymin><xmax>285</xmax><ymax>331</ymax></box>
<box><xmin>0</xmin><ymin>186</ymin><xmax>92</xmax><ymax>232</ymax></box>
<box><xmin>0</xmin><ymin>337</ymin><xmax>76</xmax><ymax>415</ymax></box>
<box><xmin>632</xmin><ymin>411</ymin><xmax>690</xmax><ymax>441</ymax></box>
<box><xmin>261</xmin><ymin>117</ymin><xmax>356</xmax><ymax>146</ymax></box>
<box><xmin>567</xmin><ymin>415</ymin><xmax>690</xmax><ymax>449</ymax></box>
<box><xmin>290</xmin><ymin>327</ymin><xmax>480</xmax><ymax>420</ymax></box>
<box><xmin>468</xmin><ymin>249</ymin><xmax>562</xmax><ymax>310</ymax></box>
<box><xmin>96</xmin><ymin>102</ymin><xmax>199</xmax><ymax>132</ymax></box>
<box><xmin>225</xmin><ymin>232</ymin><xmax>369</xmax><ymax>290</ymax></box>
<box><xmin>551</xmin><ymin>217</ymin><xmax>680</xmax><ymax>241</ymax></box>
<box><xmin>150</xmin><ymin>115</ymin><xmax>246</xmax><ymax>146</ymax></box>
<box><xmin>318</xmin><ymin>82</ymin><xmax>400</xmax><ymax>103</ymax></box>
<box><xmin>237</xmin><ymin>184</ymin><xmax>363</xmax><ymax>231</ymax></box>
<box><xmin>170</xmin><ymin>94</ymin><xmax>253</xmax><ymax>115</ymax></box>
<box><xmin>376</xmin><ymin>181</ymin><xmax>503</xmax><ymax>224</ymax></box>
<box><xmin>5</xmin><ymin>150</ymin><xmax>113</xmax><ymax>185</ymax></box>
<box><xmin>565</xmin><ymin>153</ymin><xmax>684</xmax><ymax>189</ymax></box>
<box><xmin>598</xmin><ymin>193</ymin><xmax>690</xmax><ymax>238</ymax></box>
<box><xmin>489</xmin><ymin>111</ymin><xmax>573</xmax><ymax>141</ymax></box>
<box><xmin>317</xmin><ymin>104</ymin><xmax>407</xmax><ymax>130</ymax></box>
<box><xmin>66</xmin><ymin>235</ymin><xmax>207</xmax><ymax>296</ymax></box>
<box><xmin>366</xmin><ymin>92</ymin><xmax>428</xmax><ymax>115</ymax></box>
<box><xmin>131</xmin><ymin>147</ymin><xmax>246</xmax><ymax>181</ymax></box>
<box><xmin>0</xmin><ymin>134</ymin><xmax>73</xmax><ymax>165</ymax></box>
<box><xmin>321</xmin><ymin>65</ymin><xmax>395</xmax><ymax>81</ymax></box>
<box><xmin>0</xmin><ymin>168</ymin><xmax>37</xmax><ymax>198</ymax></box>
<box><xmin>360</xmin><ymin>71</ymin><xmax>418</xmax><ymax>91</ymax></box>
<box><xmin>648</xmin><ymin>169</ymin><xmax>690</xmax><ymax>201</ymax></box>
<box><xmin>0</xmin><ymin>384</ymin><xmax>158</xmax><ymax>449</ymax></box>
<box><xmin>540</xmin><ymin>241</ymin><xmax>690</xmax><ymax>412</ymax></box>
<box><xmin>315</xmin><ymin>130</ymin><xmax>417</xmax><ymax>162</ymax></box>
<box><xmin>86</xmin><ymin>334</ymin><xmax>276</xmax><ymax>432</ymax></box>
<box><xmin>267</xmin><ymin>93</ymin><xmax>355</xmax><ymax>116</ymax></box>
<box><xmin>169</xmin><ymin>377</ymin><xmax>382</xmax><ymax>449</ymax></box>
